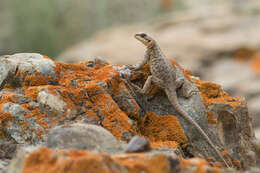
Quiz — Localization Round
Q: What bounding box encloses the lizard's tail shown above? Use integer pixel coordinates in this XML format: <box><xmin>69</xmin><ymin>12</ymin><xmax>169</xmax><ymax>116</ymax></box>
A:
<box><xmin>166</xmin><ymin>89</ymin><xmax>230</xmax><ymax>168</ymax></box>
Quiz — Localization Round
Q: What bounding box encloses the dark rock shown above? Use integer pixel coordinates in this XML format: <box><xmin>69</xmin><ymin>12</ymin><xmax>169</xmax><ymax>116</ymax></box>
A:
<box><xmin>0</xmin><ymin>142</ymin><xmax>17</xmax><ymax>159</ymax></box>
<box><xmin>167</xmin><ymin>156</ymin><xmax>181</xmax><ymax>173</ymax></box>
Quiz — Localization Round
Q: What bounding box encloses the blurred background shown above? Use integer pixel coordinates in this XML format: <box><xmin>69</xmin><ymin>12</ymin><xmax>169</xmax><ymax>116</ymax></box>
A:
<box><xmin>1</xmin><ymin>0</ymin><xmax>260</xmax><ymax>139</ymax></box>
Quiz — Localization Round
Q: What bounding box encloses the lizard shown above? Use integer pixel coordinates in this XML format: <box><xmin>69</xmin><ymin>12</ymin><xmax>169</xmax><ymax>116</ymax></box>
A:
<box><xmin>127</xmin><ymin>32</ymin><xmax>230</xmax><ymax>167</ymax></box>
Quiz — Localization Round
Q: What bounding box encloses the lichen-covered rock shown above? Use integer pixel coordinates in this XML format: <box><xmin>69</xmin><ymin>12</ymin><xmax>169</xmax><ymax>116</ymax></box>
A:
<box><xmin>0</xmin><ymin>53</ymin><xmax>137</xmax><ymax>145</ymax></box>
<box><xmin>196</xmin><ymin>80</ymin><xmax>257</xmax><ymax>169</ymax></box>
<box><xmin>46</xmin><ymin>123</ymin><xmax>124</xmax><ymax>153</ymax></box>
<box><xmin>7</xmin><ymin>147</ymin><xmax>222</xmax><ymax>173</ymax></box>
<box><xmin>0</xmin><ymin>53</ymin><xmax>256</xmax><ymax>170</ymax></box>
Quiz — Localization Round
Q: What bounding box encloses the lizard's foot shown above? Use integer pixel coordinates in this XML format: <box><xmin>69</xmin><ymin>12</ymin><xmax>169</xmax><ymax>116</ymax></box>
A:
<box><xmin>129</xmin><ymin>82</ymin><xmax>145</xmax><ymax>94</ymax></box>
<box><xmin>125</xmin><ymin>64</ymin><xmax>139</xmax><ymax>71</ymax></box>
<box><xmin>175</xmin><ymin>77</ymin><xmax>185</xmax><ymax>89</ymax></box>
<box><xmin>181</xmin><ymin>82</ymin><xmax>199</xmax><ymax>98</ymax></box>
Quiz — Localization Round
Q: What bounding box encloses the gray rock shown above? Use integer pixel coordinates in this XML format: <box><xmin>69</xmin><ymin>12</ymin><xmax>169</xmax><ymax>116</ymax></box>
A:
<box><xmin>46</xmin><ymin>123</ymin><xmax>124</xmax><ymax>154</ymax></box>
<box><xmin>0</xmin><ymin>55</ymin><xmax>16</xmax><ymax>90</ymax></box>
<box><xmin>208</xmin><ymin>103</ymin><xmax>257</xmax><ymax>169</ymax></box>
<box><xmin>0</xmin><ymin>159</ymin><xmax>10</xmax><ymax>173</ymax></box>
<box><xmin>255</xmin><ymin>128</ymin><xmax>260</xmax><ymax>141</ymax></box>
<box><xmin>6</xmin><ymin>53</ymin><xmax>55</xmax><ymax>77</ymax></box>
<box><xmin>37</xmin><ymin>88</ymin><xmax>67</xmax><ymax>112</ymax></box>
<box><xmin>1</xmin><ymin>103</ymin><xmax>44</xmax><ymax>144</ymax></box>
<box><xmin>124</xmin><ymin>136</ymin><xmax>151</xmax><ymax>153</ymax></box>
<box><xmin>248</xmin><ymin>96</ymin><xmax>260</xmax><ymax>127</ymax></box>
<box><xmin>0</xmin><ymin>53</ymin><xmax>56</xmax><ymax>90</ymax></box>
<box><xmin>0</xmin><ymin>141</ymin><xmax>17</xmax><ymax>159</ymax></box>
<box><xmin>7</xmin><ymin>146</ymin><xmax>39</xmax><ymax>173</ymax></box>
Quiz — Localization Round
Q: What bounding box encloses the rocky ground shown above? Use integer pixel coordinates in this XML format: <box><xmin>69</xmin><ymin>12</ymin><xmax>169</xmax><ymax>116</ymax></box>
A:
<box><xmin>0</xmin><ymin>53</ymin><xmax>259</xmax><ymax>172</ymax></box>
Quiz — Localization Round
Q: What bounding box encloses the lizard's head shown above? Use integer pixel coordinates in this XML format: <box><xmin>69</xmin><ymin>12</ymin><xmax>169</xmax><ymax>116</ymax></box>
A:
<box><xmin>135</xmin><ymin>33</ymin><xmax>155</xmax><ymax>48</ymax></box>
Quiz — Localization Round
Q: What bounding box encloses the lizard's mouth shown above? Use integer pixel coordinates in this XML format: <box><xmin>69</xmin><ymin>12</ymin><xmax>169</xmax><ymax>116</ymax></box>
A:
<box><xmin>134</xmin><ymin>34</ymin><xmax>150</xmax><ymax>46</ymax></box>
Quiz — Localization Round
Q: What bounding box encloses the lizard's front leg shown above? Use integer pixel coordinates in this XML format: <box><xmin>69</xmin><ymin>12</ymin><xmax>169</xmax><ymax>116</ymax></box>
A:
<box><xmin>129</xmin><ymin>50</ymin><xmax>150</xmax><ymax>70</ymax></box>
<box><xmin>130</xmin><ymin>75</ymin><xmax>153</xmax><ymax>94</ymax></box>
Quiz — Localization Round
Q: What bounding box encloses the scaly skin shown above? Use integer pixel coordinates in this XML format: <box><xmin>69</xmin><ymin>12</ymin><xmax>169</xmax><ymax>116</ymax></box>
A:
<box><xmin>130</xmin><ymin>33</ymin><xmax>230</xmax><ymax>168</ymax></box>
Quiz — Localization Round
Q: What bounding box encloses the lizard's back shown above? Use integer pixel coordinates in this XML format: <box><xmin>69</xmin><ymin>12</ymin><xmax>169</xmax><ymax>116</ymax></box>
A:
<box><xmin>149</xmin><ymin>45</ymin><xmax>177</xmax><ymax>85</ymax></box>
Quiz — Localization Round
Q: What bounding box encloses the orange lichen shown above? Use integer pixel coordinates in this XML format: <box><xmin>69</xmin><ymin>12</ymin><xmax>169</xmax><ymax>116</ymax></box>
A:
<box><xmin>180</xmin><ymin>158</ymin><xmax>220</xmax><ymax>173</ymax></box>
<box><xmin>0</xmin><ymin>112</ymin><xmax>14</xmax><ymax>127</ymax></box>
<box><xmin>205</xmin><ymin>110</ymin><xmax>217</xmax><ymax>125</ymax></box>
<box><xmin>214</xmin><ymin>162</ymin><xmax>223</xmax><ymax>168</ymax></box>
<box><xmin>43</xmin><ymin>55</ymin><xmax>53</xmax><ymax>60</ymax></box>
<box><xmin>206</xmin><ymin>157</ymin><xmax>216</xmax><ymax>167</ymax></box>
<box><xmin>250</xmin><ymin>52</ymin><xmax>260</xmax><ymax>74</ymax></box>
<box><xmin>151</xmin><ymin>141</ymin><xmax>178</xmax><ymax>148</ymax></box>
<box><xmin>233</xmin><ymin>47</ymin><xmax>256</xmax><ymax>62</ymax></box>
<box><xmin>0</xmin><ymin>93</ymin><xmax>17</xmax><ymax>103</ymax></box>
<box><xmin>139</xmin><ymin>112</ymin><xmax>187</xmax><ymax>145</ymax></box>
<box><xmin>23</xmin><ymin>148</ymin><xmax>110</xmax><ymax>173</ymax></box>
<box><xmin>113</xmin><ymin>153</ymin><xmax>171</xmax><ymax>173</ymax></box>
<box><xmin>25</xmin><ymin>87</ymin><xmax>39</xmax><ymax>101</ymax></box>
<box><xmin>196</xmin><ymin>80</ymin><xmax>244</xmax><ymax>108</ymax></box>
<box><xmin>221</xmin><ymin>150</ymin><xmax>233</xmax><ymax>167</ymax></box>
<box><xmin>233</xmin><ymin>160</ymin><xmax>242</xmax><ymax>169</ymax></box>
<box><xmin>0</xmin><ymin>130</ymin><xmax>5</xmax><ymax>138</ymax></box>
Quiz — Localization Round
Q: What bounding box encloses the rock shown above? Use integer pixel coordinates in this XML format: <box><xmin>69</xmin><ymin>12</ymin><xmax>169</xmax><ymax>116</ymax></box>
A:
<box><xmin>0</xmin><ymin>53</ymin><xmax>256</xmax><ymax>169</ymax></box>
<box><xmin>46</xmin><ymin>123</ymin><xmax>123</xmax><ymax>154</ymax></box>
<box><xmin>247</xmin><ymin>96</ymin><xmax>260</xmax><ymax>127</ymax></box>
<box><xmin>7</xmin><ymin>147</ymin><xmax>223</xmax><ymax>173</ymax></box>
<box><xmin>0</xmin><ymin>53</ymin><xmax>137</xmax><ymax>145</ymax></box>
<box><xmin>255</xmin><ymin>127</ymin><xmax>260</xmax><ymax>140</ymax></box>
<box><xmin>0</xmin><ymin>159</ymin><xmax>9</xmax><ymax>173</ymax></box>
<box><xmin>124</xmin><ymin>136</ymin><xmax>151</xmax><ymax>153</ymax></box>
<box><xmin>6</xmin><ymin>146</ymin><xmax>39</xmax><ymax>173</ymax></box>
<box><xmin>197</xmin><ymin>80</ymin><xmax>257</xmax><ymax>168</ymax></box>
<box><xmin>0</xmin><ymin>141</ymin><xmax>17</xmax><ymax>159</ymax></box>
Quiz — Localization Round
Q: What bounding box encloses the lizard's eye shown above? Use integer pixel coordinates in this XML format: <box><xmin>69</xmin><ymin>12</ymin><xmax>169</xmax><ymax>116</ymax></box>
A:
<box><xmin>140</xmin><ymin>33</ymin><xmax>147</xmax><ymax>37</ymax></box>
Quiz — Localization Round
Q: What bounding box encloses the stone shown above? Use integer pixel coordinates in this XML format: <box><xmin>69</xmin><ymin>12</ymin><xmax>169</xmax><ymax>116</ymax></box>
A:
<box><xmin>46</xmin><ymin>123</ymin><xmax>123</xmax><ymax>154</ymax></box>
<box><xmin>6</xmin><ymin>146</ymin><xmax>39</xmax><ymax>173</ymax></box>
<box><xmin>124</xmin><ymin>136</ymin><xmax>151</xmax><ymax>153</ymax></box>
<box><xmin>0</xmin><ymin>141</ymin><xmax>17</xmax><ymax>159</ymax></box>
<box><xmin>7</xmin><ymin>147</ymin><xmax>223</xmax><ymax>173</ymax></box>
